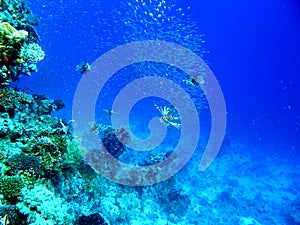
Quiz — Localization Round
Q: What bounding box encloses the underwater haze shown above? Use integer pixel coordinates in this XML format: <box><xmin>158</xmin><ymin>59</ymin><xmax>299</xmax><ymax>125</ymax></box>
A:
<box><xmin>24</xmin><ymin>0</ymin><xmax>300</xmax><ymax>150</ymax></box>
<box><xmin>1</xmin><ymin>0</ymin><xmax>300</xmax><ymax>224</ymax></box>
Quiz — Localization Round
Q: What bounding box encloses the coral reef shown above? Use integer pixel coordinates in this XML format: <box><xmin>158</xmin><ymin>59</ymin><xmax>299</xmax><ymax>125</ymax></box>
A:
<box><xmin>0</xmin><ymin>1</ymin><xmax>278</xmax><ymax>224</ymax></box>
<box><xmin>0</xmin><ymin>87</ymin><xmax>85</xmax><ymax>224</ymax></box>
<box><xmin>0</xmin><ymin>7</ymin><xmax>82</xmax><ymax>221</ymax></box>
<box><xmin>0</xmin><ymin>175</ymin><xmax>24</xmax><ymax>200</ymax></box>
<box><xmin>0</xmin><ymin>1</ymin><xmax>202</xmax><ymax>222</ymax></box>
<box><xmin>0</xmin><ymin>0</ymin><xmax>39</xmax><ymax>28</ymax></box>
<box><xmin>0</xmin><ymin>0</ymin><xmax>44</xmax><ymax>87</ymax></box>
<box><xmin>19</xmin><ymin>43</ymin><xmax>45</xmax><ymax>63</ymax></box>
<box><xmin>0</xmin><ymin>2</ymin><xmax>91</xmax><ymax>222</ymax></box>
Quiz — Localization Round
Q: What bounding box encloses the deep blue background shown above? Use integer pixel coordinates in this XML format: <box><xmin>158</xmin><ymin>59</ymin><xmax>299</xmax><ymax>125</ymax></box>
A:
<box><xmin>22</xmin><ymin>0</ymin><xmax>300</xmax><ymax>154</ymax></box>
<box><xmin>188</xmin><ymin>0</ymin><xmax>300</xmax><ymax>152</ymax></box>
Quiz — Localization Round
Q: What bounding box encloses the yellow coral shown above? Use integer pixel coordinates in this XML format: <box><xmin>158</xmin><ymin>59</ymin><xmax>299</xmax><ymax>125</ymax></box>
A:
<box><xmin>0</xmin><ymin>22</ymin><xmax>28</xmax><ymax>44</ymax></box>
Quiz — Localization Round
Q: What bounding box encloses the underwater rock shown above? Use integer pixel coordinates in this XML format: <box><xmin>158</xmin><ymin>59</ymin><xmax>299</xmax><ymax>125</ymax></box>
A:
<box><xmin>156</xmin><ymin>187</ymin><xmax>191</xmax><ymax>218</ymax></box>
<box><xmin>102</xmin><ymin>126</ymin><xmax>129</xmax><ymax>158</ymax></box>
<box><xmin>31</xmin><ymin>94</ymin><xmax>65</xmax><ymax>115</ymax></box>
<box><xmin>53</xmin><ymin>99</ymin><xmax>65</xmax><ymax>110</ymax></box>
<box><xmin>216</xmin><ymin>189</ymin><xmax>238</xmax><ymax>207</ymax></box>
<box><xmin>75</xmin><ymin>213</ymin><xmax>108</xmax><ymax>225</ymax></box>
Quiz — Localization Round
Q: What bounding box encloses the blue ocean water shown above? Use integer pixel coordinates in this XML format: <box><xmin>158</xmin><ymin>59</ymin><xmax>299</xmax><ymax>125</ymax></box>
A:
<box><xmin>12</xmin><ymin>0</ymin><xmax>300</xmax><ymax>224</ymax></box>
